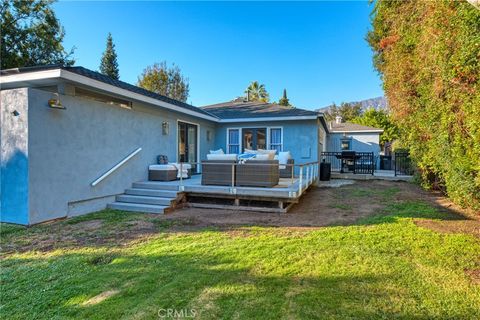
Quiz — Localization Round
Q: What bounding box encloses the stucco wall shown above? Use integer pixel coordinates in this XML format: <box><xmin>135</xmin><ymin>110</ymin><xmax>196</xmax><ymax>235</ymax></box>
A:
<box><xmin>214</xmin><ymin>119</ymin><xmax>320</xmax><ymax>164</ymax></box>
<box><xmin>1</xmin><ymin>88</ymin><xmax>30</xmax><ymax>224</ymax></box>
<box><xmin>6</xmin><ymin>87</ymin><xmax>215</xmax><ymax>224</ymax></box>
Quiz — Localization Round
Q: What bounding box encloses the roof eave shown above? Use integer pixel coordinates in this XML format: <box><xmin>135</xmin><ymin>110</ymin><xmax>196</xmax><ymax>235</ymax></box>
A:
<box><xmin>218</xmin><ymin>115</ymin><xmax>319</xmax><ymax>123</ymax></box>
<box><xmin>1</xmin><ymin>68</ymin><xmax>219</xmax><ymax>122</ymax></box>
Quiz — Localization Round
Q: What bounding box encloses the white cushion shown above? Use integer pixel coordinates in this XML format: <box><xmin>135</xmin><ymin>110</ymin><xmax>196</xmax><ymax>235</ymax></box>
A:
<box><xmin>206</xmin><ymin>153</ymin><xmax>238</xmax><ymax>161</ymax></box>
<box><xmin>209</xmin><ymin>148</ymin><xmax>224</xmax><ymax>154</ymax></box>
<box><xmin>251</xmin><ymin>154</ymin><xmax>272</xmax><ymax>161</ymax></box>
<box><xmin>278</xmin><ymin>151</ymin><xmax>292</xmax><ymax>165</ymax></box>
<box><xmin>170</xmin><ymin>163</ymin><xmax>192</xmax><ymax>169</ymax></box>
<box><xmin>244</xmin><ymin>149</ymin><xmax>257</xmax><ymax>154</ymax></box>
<box><xmin>149</xmin><ymin>164</ymin><xmax>177</xmax><ymax>171</ymax></box>
<box><xmin>257</xmin><ymin>149</ymin><xmax>277</xmax><ymax>156</ymax></box>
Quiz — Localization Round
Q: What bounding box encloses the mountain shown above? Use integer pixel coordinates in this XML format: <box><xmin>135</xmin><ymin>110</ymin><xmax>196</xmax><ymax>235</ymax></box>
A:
<box><xmin>317</xmin><ymin>96</ymin><xmax>388</xmax><ymax>113</ymax></box>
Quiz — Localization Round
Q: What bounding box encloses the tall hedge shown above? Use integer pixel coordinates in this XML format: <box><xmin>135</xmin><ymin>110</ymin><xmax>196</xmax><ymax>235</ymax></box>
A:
<box><xmin>368</xmin><ymin>0</ymin><xmax>480</xmax><ymax>211</ymax></box>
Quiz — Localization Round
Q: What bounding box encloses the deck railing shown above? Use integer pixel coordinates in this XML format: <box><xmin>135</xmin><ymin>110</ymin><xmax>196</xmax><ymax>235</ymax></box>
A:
<box><xmin>320</xmin><ymin>151</ymin><xmax>375</xmax><ymax>175</ymax></box>
<box><xmin>176</xmin><ymin>161</ymin><xmax>319</xmax><ymax>197</ymax></box>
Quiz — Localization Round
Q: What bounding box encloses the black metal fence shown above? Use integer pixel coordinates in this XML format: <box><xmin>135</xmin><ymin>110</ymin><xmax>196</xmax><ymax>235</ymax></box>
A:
<box><xmin>320</xmin><ymin>152</ymin><xmax>375</xmax><ymax>175</ymax></box>
<box><xmin>394</xmin><ymin>152</ymin><xmax>414</xmax><ymax>176</ymax></box>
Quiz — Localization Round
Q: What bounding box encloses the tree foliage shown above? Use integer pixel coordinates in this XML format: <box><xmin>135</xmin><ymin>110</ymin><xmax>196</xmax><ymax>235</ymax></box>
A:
<box><xmin>352</xmin><ymin>108</ymin><xmax>399</xmax><ymax>147</ymax></box>
<box><xmin>324</xmin><ymin>102</ymin><xmax>362</xmax><ymax>122</ymax></box>
<box><xmin>0</xmin><ymin>0</ymin><xmax>74</xmax><ymax>69</ymax></box>
<box><xmin>99</xmin><ymin>33</ymin><xmax>119</xmax><ymax>80</ymax></box>
<box><xmin>137</xmin><ymin>62</ymin><xmax>189</xmax><ymax>103</ymax></box>
<box><xmin>368</xmin><ymin>0</ymin><xmax>480</xmax><ymax>210</ymax></box>
<box><xmin>278</xmin><ymin>89</ymin><xmax>291</xmax><ymax>106</ymax></box>
<box><xmin>245</xmin><ymin>81</ymin><xmax>269</xmax><ymax>102</ymax></box>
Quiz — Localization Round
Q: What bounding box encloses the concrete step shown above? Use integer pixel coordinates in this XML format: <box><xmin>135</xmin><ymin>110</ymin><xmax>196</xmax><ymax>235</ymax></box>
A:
<box><xmin>116</xmin><ymin>194</ymin><xmax>174</xmax><ymax>206</ymax></box>
<box><xmin>108</xmin><ymin>202</ymin><xmax>167</xmax><ymax>214</ymax></box>
<box><xmin>132</xmin><ymin>181</ymin><xmax>179</xmax><ymax>191</ymax></box>
<box><xmin>125</xmin><ymin>188</ymin><xmax>178</xmax><ymax>198</ymax></box>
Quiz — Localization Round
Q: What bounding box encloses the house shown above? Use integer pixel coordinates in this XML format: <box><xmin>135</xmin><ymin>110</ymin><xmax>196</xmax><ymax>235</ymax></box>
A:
<box><xmin>201</xmin><ymin>99</ymin><xmax>329</xmax><ymax>162</ymax></box>
<box><xmin>326</xmin><ymin>115</ymin><xmax>383</xmax><ymax>169</ymax></box>
<box><xmin>1</xmin><ymin>65</ymin><xmax>382</xmax><ymax>225</ymax></box>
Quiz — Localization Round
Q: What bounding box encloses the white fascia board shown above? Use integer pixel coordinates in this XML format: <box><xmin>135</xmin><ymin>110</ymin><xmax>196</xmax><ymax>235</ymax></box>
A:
<box><xmin>218</xmin><ymin>116</ymin><xmax>318</xmax><ymax>123</ymax></box>
<box><xmin>0</xmin><ymin>69</ymin><xmax>62</xmax><ymax>84</ymax></box>
<box><xmin>60</xmin><ymin>70</ymin><xmax>219</xmax><ymax>122</ymax></box>
<box><xmin>330</xmin><ymin>130</ymin><xmax>384</xmax><ymax>133</ymax></box>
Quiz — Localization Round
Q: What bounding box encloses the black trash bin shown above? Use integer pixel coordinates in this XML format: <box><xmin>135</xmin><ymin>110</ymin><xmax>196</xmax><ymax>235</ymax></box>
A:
<box><xmin>320</xmin><ymin>161</ymin><xmax>331</xmax><ymax>181</ymax></box>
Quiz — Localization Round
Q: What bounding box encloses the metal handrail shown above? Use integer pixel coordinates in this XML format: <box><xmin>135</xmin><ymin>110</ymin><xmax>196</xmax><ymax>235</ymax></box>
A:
<box><xmin>91</xmin><ymin>147</ymin><xmax>142</xmax><ymax>187</ymax></box>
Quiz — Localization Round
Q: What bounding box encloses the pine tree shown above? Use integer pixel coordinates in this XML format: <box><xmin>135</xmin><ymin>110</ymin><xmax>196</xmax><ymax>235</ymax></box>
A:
<box><xmin>99</xmin><ymin>33</ymin><xmax>119</xmax><ymax>80</ymax></box>
<box><xmin>278</xmin><ymin>89</ymin><xmax>291</xmax><ymax>106</ymax></box>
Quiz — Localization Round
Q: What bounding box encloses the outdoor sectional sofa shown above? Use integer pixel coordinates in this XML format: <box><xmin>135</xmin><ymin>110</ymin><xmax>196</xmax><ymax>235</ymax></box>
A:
<box><xmin>236</xmin><ymin>160</ymin><xmax>280</xmax><ymax>188</ymax></box>
<box><xmin>201</xmin><ymin>159</ymin><xmax>280</xmax><ymax>188</ymax></box>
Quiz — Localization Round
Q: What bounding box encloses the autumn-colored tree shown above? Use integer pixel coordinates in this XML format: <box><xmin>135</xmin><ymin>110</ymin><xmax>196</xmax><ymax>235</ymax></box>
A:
<box><xmin>137</xmin><ymin>62</ymin><xmax>189</xmax><ymax>102</ymax></box>
<box><xmin>368</xmin><ymin>0</ymin><xmax>480</xmax><ymax>210</ymax></box>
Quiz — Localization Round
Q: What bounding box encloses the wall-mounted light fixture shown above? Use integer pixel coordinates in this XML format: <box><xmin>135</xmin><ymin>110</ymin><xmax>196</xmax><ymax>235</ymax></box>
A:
<box><xmin>207</xmin><ymin>130</ymin><xmax>211</xmax><ymax>141</ymax></box>
<box><xmin>162</xmin><ymin>121</ymin><xmax>170</xmax><ymax>135</ymax></box>
<box><xmin>48</xmin><ymin>93</ymin><xmax>66</xmax><ymax>110</ymax></box>
<box><xmin>12</xmin><ymin>110</ymin><xmax>20</xmax><ymax>116</ymax></box>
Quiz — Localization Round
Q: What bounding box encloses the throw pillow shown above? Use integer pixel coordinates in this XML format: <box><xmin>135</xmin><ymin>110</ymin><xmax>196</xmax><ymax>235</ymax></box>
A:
<box><xmin>209</xmin><ymin>148</ymin><xmax>224</xmax><ymax>154</ymax></box>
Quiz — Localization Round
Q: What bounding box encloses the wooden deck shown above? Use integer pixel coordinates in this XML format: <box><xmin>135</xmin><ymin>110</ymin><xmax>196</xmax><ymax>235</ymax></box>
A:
<box><xmin>136</xmin><ymin>175</ymin><xmax>312</xmax><ymax>199</ymax></box>
<box><xmin>132</xmin><ymin>174</ymin><xmax>317</xmax><ymax>213</ymax></box>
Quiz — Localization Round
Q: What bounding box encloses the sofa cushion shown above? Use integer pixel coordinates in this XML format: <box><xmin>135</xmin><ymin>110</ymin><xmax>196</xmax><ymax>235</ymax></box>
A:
<box><xmin>244</xmin><ymin>149</ymin><xmax>257</xmax><ymax>154</ymax></box>
<box><xmin>209</xmin><ymin>148</ymin><xmax>224</xmax><ymax>154</ymax></box>
<box><xmin>257</xmin><ymin>149</ymin><xmax>277</xmax><ymax>156</ymax></box>
<box><xmin>206</xmin><ymin>153</ymin><xmax>238</xmax><ymax>161</ymax></box>
<box><xmin>149</xmin><ymin>164</ymin><xmax>177</xmax><ymax>171</ymax></box>
<box><xmin>278</xmin><ymin>151</ymin><xmax>292</xmax><ymax>165</ymax></box>
<box><xmin>251</xmin><ymin>154</ymin><xmax>274</xmax><ymax>161</ymax></box>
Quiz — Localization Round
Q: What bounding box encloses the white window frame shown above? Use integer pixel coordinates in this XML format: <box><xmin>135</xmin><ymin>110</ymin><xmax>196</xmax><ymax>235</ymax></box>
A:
<box><xmin>268</xmin><ymin>127</ymin><xmax>283</xmax><ymax>152</ymax></box>
<box><xmin>225</xmin><ymin>126</ymin><xmax>283</xmax><ymax>153</ymax></box>
<box><xmin>226</xmin><ymin>128</ymin><xmax>241</xmax><ymax>154</ymax></box>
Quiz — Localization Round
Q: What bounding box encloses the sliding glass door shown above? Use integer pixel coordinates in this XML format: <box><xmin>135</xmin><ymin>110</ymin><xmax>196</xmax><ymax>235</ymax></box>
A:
<box><xmin>242</xmin><ymin>128</ymin><xmax>266</xmax><ymax>151</ymax></box>
<box><xmin>178</xmin><ymin>121</ymin><xmax>198</xmax><ymax>171</ymax></box>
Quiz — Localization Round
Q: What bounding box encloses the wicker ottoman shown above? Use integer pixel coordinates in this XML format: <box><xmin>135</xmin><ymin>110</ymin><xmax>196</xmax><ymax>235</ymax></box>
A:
<box><xmin>148</xmin><ymin>165</ymin><xmax>178</xmax><ymax>181</ymax></box>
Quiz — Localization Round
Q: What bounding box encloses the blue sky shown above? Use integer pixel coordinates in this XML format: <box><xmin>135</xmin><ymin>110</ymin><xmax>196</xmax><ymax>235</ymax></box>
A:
<box><xmin>55</xmin><ymin>1</ymin><xmax>383</xmax><ymax>109</ymax></box>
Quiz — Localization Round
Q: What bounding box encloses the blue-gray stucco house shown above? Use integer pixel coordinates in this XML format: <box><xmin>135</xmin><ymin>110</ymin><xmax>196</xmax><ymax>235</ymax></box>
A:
<box><xmin>1</xmin><ymin>65</ymin><xmax>382</xmax><ymax>225</ymax></box>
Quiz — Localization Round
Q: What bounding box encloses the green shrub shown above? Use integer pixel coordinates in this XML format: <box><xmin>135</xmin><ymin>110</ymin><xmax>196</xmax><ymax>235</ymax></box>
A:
<box><xmin>368</xmin><ymin>0</ymin><xmax>480</xmax><ymax>211</ymax></box>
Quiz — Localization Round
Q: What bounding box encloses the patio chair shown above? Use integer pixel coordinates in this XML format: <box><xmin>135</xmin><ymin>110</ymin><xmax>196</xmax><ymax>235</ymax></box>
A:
<box><xmin>201</xmin><ymin>160</ymin><xmax>237</xmax><ymax>186</ymax></box>
<box><xmin>236</xmin><ymin>160</ymin><xmax>280</xmax><ymax>188</ymax></box>
<box><xmin>279</xmin><ymin>159</ymin><xmax>294</xmax><ymax>178</ymax></box>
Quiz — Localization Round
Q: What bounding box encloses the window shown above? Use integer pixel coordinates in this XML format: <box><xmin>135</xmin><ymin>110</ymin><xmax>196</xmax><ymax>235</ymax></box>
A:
<box><xmin>269</xmin><ymin>128</ymin><xmax>282</xmax><ymax>152</ymax></box>
<box><xmin>341</xmin><ymin>138</ymin><xmax>351</xmax><ymax>150</ymax></box>
<box><xmin>227</xmin><ymin>129</ymin><xmax>240</xmax><ymax>154</ymax></box>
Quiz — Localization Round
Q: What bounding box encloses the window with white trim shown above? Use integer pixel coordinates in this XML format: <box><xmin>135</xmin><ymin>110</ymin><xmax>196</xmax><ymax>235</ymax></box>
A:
<box><xmin>227</xmin><ymin>129</ymin><xmax>240</xmax><ymax>154</ymax></box>
<box><xmin>269</xmin><ymin>128</ymin><xmax>282</xmax><ymax>152</ymax></box>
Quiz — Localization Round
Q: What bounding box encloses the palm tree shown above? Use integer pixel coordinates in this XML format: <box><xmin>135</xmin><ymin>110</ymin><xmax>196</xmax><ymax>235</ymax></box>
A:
<box><xmin>245</xmin><ymin>81</ymin><xmax>269</xmax><ymax>102</ymax></box>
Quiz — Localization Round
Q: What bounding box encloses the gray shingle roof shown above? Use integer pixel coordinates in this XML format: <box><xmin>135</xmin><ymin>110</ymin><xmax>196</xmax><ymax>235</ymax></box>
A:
<box><xmin>1</xmin><ymin>65</ymin><xmax>217</xmax><ymax>119</ymax></box>
<box><xmin>329</xmin><ymin>121</ymin><xmax>383</xmax><ymax>132</ymax></box>
<box><xmin>201</xmin><ymin>100</ymin><xmax>320</xmax><ymax>119</ymax></box>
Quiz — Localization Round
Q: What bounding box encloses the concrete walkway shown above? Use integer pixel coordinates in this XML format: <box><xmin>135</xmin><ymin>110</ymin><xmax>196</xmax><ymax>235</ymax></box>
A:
<box><xmin>331</xmin><ymin>170</ymin><xmax>413</xmax><ymax>182</ymax></box>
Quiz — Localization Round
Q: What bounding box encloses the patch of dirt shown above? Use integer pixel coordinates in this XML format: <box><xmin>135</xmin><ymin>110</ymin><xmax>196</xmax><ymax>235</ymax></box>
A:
<box><xmin>465</xmin><ymin>269</ymin><xmax>480</xmax><ymax>285</ymax></box>
<box><xmin>160</xmin><ymin>180</ymin><xmax>408</xmax><ymax>228</ymax></box>
<box><xmin>415</xmin><ymin>220</ymin><xmax>480</xmax><ymax>238</ymax></box>
<box><xmin>74</xmin><ymin>219</ymin><xmax>104</xmax><ymax>231</ymax></box>
<box><xmin>81</xmin><ymin>289</ymin><xmax>120</xmax><ymax>306</ymax></box>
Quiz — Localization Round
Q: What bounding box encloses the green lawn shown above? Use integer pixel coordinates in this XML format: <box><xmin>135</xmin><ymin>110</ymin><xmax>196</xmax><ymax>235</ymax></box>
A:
<box><xmin>1</xmin><ymin>201</ymin><xmax>479</xmax><ymax>319</ymax></box>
